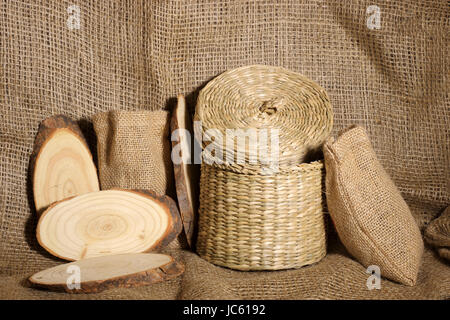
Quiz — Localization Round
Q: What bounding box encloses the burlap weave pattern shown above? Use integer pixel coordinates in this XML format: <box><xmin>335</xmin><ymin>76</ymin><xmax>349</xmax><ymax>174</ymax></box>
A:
<box><xmin>323</xmin><ymin>126</ymin><xmax>424</xmax><ymax>286</ymax></box>
<box><xmin>0</xmin><ymin>1</ymin><xmax>448</xmax><ymax>299</ymax></box>
<box><xmin>425</xmin><ymin>207</ymin><xmax>450</xmax><ymax>261</ymax></box>
<box><xmin>438</xmin><ymin>249</ymin><xmax>450</xmax><ymax>261</ymax></box>
<box><xmin>92</xmin><ymin>110</ymin><xmax>174</xmax><ymax>197</ymax></box>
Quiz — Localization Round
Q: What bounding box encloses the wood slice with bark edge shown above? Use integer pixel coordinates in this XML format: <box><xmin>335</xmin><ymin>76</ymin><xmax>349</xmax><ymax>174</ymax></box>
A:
<box><xmin>28</xmin><ymin>253</ymin><xmax>184</xmax><ymax>294</ymax></box>
<box><xmin>30</xmin><ymin>114</ymin><xmax>100</xmax><ymax>215</ymax></box>
<box><xmin>170</xmin><ymin>94</ymin><xmax>198</xmax><ymax>248</ymax></box>
<box><xmin>36</xmin><ymin>189</ymin><xmax>182</xmax><ymax>261</ymax></box>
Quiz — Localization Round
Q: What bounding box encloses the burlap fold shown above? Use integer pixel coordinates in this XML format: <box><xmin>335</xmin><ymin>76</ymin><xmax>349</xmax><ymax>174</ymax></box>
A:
<box><xmin>323</xmin><ymin>126</ymin><xmax>424</xmax><ymax>286</ymax></box>
<box><xmin>425</xmin><ymin>207</ymin><xmax>450</xmax><ymax>261</ymax></box>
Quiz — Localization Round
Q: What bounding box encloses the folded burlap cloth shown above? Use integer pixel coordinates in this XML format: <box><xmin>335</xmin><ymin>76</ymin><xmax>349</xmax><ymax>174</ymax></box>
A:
<box><xmin>424</xmin><ymin>206</ymin><xmax>450</xmax><ymax>261</ymax></box>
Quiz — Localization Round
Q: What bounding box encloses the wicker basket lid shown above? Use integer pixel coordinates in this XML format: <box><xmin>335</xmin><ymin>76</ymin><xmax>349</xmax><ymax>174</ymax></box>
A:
<box><xmin>195</xmin><ymin>65</ymin><xmax>333</xmax><ymax>171</ymax></box>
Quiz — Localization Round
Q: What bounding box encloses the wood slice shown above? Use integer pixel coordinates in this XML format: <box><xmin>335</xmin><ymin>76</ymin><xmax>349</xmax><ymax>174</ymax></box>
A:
<box><xmin>170</xmin><ymin>94</ymin><xmax>198</xmax><ymax>248</ymax></box>
<box><xmin>36</xmin><ymin>189</ymin><xmax>182</xmax><ymax>261</ymax></box>
<box><xmin>30</xmin><ymin>115</ymin><xmax>100</xmax><ymax>214</ymax></box>
<box><xmin>28</xmin><ymin>253</ymin><xmax>184</xmax><ymax>293</ymax></box>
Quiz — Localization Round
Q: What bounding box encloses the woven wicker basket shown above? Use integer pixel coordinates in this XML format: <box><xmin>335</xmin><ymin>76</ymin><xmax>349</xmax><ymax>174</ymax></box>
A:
<box><xmin>195</xmin><ymin>65</ymin><xmax>331</xmax><ymax>270</ymax></box>
<box><xmin>195</xmin><ymin>65</ymin><xmax>333</xmax><ymax>172</ymax></box>
<box><xmin>196</xmin><ymin>160</ymin><xmax>327</xmax><ymax>271</ymax></box>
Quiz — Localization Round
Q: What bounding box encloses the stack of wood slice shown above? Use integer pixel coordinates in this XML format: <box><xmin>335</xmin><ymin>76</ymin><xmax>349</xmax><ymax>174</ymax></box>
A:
<box><xmin>29</xmin><ymin>115</ymin><xmax>185</xmax><ymax>293</ymax></box>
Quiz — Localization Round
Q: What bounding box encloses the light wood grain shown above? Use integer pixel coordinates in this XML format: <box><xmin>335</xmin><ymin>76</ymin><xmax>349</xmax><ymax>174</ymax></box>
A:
<box><xmin>29</xmin><ymin>253</ymin><xmax>184</xmax><ymax>293</ymax></box>
<box><xmin>36</xmin><ymin>189</ymin><xmax>182</xmax><ymax>261</ymax></box>
<box><xmin>30</xmin><ymin>115</ymin><xmax>99</xmax><ymax>215</ymax></box>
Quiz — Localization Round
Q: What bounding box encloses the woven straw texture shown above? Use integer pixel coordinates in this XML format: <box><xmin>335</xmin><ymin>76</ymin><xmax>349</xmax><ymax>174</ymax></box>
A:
<box><xmin>197</xmin><ymin>161</ymin><xmax>326</xmax><ymax>270</ymax></box>
<box><xmin>0</xmin><ymin>0</ymin><xmax>448</xmax><ymax>299</ymax></box>
<box><xmin>323</xmin><ymin>126</ymin><xmax>424</xmax><ymax>286</ymax></box>
<box><xmin>195</xmin><ymin>65</ymin><xmax>333</xmax><ymax>171</ymax></box>
<box><xmin>425</xmin><ymin>206</ymin><xmax>450</xmax><ymax>261</ymax></box>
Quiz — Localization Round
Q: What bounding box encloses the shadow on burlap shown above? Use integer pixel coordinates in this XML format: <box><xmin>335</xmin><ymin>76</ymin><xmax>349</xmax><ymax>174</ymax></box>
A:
<box><xmin>0</xmin><ymin>1</ymin><xmax>448</xmax><ymax>299</ymax></box>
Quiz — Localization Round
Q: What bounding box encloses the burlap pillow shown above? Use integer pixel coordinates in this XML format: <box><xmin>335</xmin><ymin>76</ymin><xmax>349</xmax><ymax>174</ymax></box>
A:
<box><xmin>323</xmin><ymin>125</ymin><xmax>424</xmax><ymax>286</ymax></box>
<box><xmin>92</xmin><ymin>110</ymin><xmax>174</xmax><ymax>197</ymax></box>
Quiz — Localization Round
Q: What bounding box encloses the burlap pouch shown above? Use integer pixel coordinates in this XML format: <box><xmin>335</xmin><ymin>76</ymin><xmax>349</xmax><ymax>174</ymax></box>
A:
<box><xmin>92</xmin><ymin>110</ymin><xmax>186</xmax><ymax>249</ymax></box>
<box><xmin>323</xmin><ymin>125</ymin><xmax>424</xmax><ymax>286</ymax></box>
<box><xmin>92</xmin><ymin>110</ymin><xmax>173</xmax><ymax>195</ymax></box>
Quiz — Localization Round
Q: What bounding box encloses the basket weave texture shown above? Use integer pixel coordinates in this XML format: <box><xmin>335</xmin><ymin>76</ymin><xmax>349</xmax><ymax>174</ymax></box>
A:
<box><xmin>196</xmin><ymin>161</ymin><xmax>327</xmax><ymax>270</ymax></box>
<box><xmin>195</xmin><ymin>65</ymin><xmax>332</xmax><ymax>270</ymax></box>
<box><xmin>195</xmin><ymin>65</ymin><xmax>333</xmax><ymax>172</ymax></box>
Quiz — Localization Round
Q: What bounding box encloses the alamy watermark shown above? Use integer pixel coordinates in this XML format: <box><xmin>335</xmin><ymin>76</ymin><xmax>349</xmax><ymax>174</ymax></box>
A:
<box><xmin>171</xmin><ymin>120</ymin><xmax>280</xmax><ymax>172</ymax></box>
<box><xmin>366</xmin><ymin>5</ymin><xmax>381</xmax><ymax>30</ymax></box>
<box><xmin>67</xmin><ymin>5</ymin><xmax>81</xmax><ymax>30</ymax></box>
<box><xmin>366</xmin><ymin>265</ymin><xmax>381</xmax><ymax>290</ymax></box>
<box><xmin>66</xmin><ymin>265</ymin><xmax>81</xmax><ymax>290</ymax></box>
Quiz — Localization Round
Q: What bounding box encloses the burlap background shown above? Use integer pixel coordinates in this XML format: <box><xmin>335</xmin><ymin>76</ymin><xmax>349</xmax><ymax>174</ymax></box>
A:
<box><xmin>0</xmin><ymin>0</ymin><xmax>448</xmax><ymax>299</ymax></box>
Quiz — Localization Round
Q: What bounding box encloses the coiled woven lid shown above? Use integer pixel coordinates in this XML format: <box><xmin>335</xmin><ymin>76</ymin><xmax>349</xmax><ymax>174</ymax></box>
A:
<box><xmin>195</xmin><ymin>65</ymin><xmax>333</xmax><ymax>171</ymax></box>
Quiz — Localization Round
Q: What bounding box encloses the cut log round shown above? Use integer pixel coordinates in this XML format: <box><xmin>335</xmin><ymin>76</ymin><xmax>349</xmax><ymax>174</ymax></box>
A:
<box><xmin>36</xmin><ymin>189</ymin><xmax>182</xmax><ymax>261</ymax></box>
<box><xmin>30</xmin><ymin>115</ymin><xmax>100</xmax><ymax>214</ymax></box>
<box><xmin>170</xmin><ymin>94</ymin><xmax>198</xmax><ymax>248</ymax></box>
<box><xmin>28</xmin><ymin>253</ymin><xmax>184</xmax><ymax>293</ymax></box>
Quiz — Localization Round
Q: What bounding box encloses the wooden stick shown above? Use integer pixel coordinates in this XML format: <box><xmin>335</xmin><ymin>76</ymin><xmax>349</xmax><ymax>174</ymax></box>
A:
<box><xmin>29</xmin><ymin>253</ymin><xmax>184</xmax><ymax>293</ymax></box>
<box><xmin>170</xmin><ymin>94</ymin><xmax>198</xmax><ymax>248</ymax></box>
<box><xmin>30</xmin><ymin>115</ymin><xmax>100</xmax><ymax>214</ymax></box>
<box><xmin>36</xmin><ymin>189</ymin><xmax>182</xmax><ymax>261</ymax></box>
